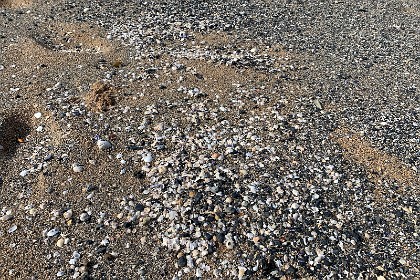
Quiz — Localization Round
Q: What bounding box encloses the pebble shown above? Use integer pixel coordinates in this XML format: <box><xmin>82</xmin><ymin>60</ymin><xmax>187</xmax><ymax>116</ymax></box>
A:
<box><xmin>8</xmin><ymin>225</ymin><xmax>17</xmax><ymax>233</ymax></box>
<box><xmin>79</xmin><ymin>212</ymin><xmax>90</xmax><ymax>222</ymax></box>
<box><xmin>0</xmin><ymin>214</ymin><xmax>14</xmax><ymax>221</ymax></box>
<box><xmin>47</xmin><ymin>228</ymin><xmax>60</xmax><ymax>237</ymax></box>
<box><xmin>143</xmin><ymin>154</ymin><xmax>153</xmax><ymax>163</ymax></box>
<box><xmin>314</xmin><ymin>99</ymin><xmax>323</xmax><ymax>110</ymax></box>
<box><xmin>19</xmin><ymin>170</ymin><xmax>29</xmax><ymax>177</ymax></box>
<box><xmin>158</xmin><ymin>165</ymin><xmax>167</xmax><ymax>174</ymax></box>
<box><xmin>72</xmin><ymin>163</ymin><xmax>84</xmax><ymax>173</ymax></box>
<box><xmin>238</xmin><ymin>266</ymin><xmax>246</xmax><ymax>279</ymax></box>
<box><xmin>56</xmin><ymin>238</ymin><xmax>65</xmax><ymax>247</ymax></box>
<box><xmin>63</xmin><ymin>209</ymin><xmax>73</xmax><ymax>219</ymax></box>
<box><xmin>34</xmin><ymin>112</ymin><xmax>42</xmax><ymax>118</ymax></box>
<box><xmin>97</xmin><ymin>140</ymin><xmax>112</xmax><ymax>150</ymax></box>
<box><xmin>177</xmin><ymin>255</ymin><xmax>187</xmax><ymax>267</ymax></box>
<box><xmin>135</xmin><ymin>203</ymin><xmax>144</xmax><ymax>212</ymax></box>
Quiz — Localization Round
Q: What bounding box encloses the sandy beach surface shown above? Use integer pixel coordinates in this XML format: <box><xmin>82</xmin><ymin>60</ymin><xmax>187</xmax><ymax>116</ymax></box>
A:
<box><xmin>0</xmin><ymin>0</ymin><xmax>419</xmax><ymax>279</ymax></box>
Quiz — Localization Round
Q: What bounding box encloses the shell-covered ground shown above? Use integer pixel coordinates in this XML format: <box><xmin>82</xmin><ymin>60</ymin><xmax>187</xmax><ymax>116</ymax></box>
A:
<box><xmin>0</xmin><ymin>0</ymin><xmax>418</xmax><ymax>279</ymax></box>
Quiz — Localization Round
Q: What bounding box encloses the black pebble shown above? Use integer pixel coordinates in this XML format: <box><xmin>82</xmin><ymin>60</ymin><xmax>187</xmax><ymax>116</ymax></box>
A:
<box><xmin>96</xmin><ymin>246</ymin><xmax>107</xmax><ymax>254</ymax></box>
<box><xmin>135</xmin><ymin>203</ymin><xmax>145</xmax><ymax>212</ymax></box>
<box><xmin>395</xmin><ymin>210</ymin><xmax>404</xmax><ymax>218</ymax></box>
<box><xmin>286</xmin><ymin>266</ymin><xmax>297</xmax><ymax>276</ymax></box>
<box><xmin>216</xmin><ymin>233</ymin><xmax>225</xmax><ymax>243</ymax></box>
<box><xmin>204</xmin><ymin>233</ymin><xmax>213</xmax><ymax>240</ymax></box>
<box><xmin>177</xmin><ymin>255</ymin><xmax>187</xmax><ymax>267</ymax></box>
<box><xmin>124</xmin><ymin>221</ymin><xmax>133</xmax><ymax>228</ymax></box>
<box><xmin>134</xmin><ymin>171</ymin><xmax>146</xmax><ymax>179</ymax></box>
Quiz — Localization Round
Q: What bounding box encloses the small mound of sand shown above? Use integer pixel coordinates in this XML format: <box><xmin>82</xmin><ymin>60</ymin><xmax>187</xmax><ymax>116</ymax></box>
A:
<box><xmin>0</xmin><ymin>0</ymin><xmax>32</xmax><ymax>8</ymax></box>
<box><xmin>85</xmin><ymin>81</ymin><xmax>116</xmax><ymax>111</ymax></box>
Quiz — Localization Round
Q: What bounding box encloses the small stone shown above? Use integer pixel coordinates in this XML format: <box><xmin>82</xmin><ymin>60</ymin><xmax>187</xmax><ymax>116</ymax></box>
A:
<box><xmin>19</xmin><ymin>170</ymin><xmax>29</xmax><ymax>177</ymax></box>
<box><xmin>8</xmin><ymin>225</ymin><xmax>17</xmax><ymax>233</ymax></box>
<box><xmin>225</xmin><ymin>239</ymin><xmax>234</xmax><ymax>249</ymax></box>
<box><xmin>34</xmin><ymin>112</ymin><xmax>42</xmax><ymax>119</ymax></box>
<box><xmin>57</xmin><ymin>238</ymin><xmax>65</xmax><ymax>248</ymax></box>
<box><xmin>314</xmin><ymin>99</ymin><xmax>323</xmax><ymax>110</ymax></box>
<box><xmin>44</xmin><ymin>154</ymin><xmax>53</xmax><ymax>161</ymax></box>
<box><xmin>63</xmin><ymin>209</ymin><xmax>73</xmax><ymax>219</ymax></box>
<box><xmin>158</xmin><ymin>165</ymin><xmax>167</xmax><ymax>174</ymax></box>
<box><xmin>79</xmin><ymin>212</ymin><xmax>90</xmax><ymax>222</ymax></box>
<box><xmin>216</xmin><ymin>233</ymin><xmax>225</xmax><ymax>243</ymax></box>
<box><xmin>211</xmin><ymin>153</ymin><xmax>220</xmax><ymax>159</ymax></box>
<box><xmin>135</xmin><ymin>203</ymin><xmax>144</xmax><ymax>212</ymax></box>
<box><xmin>72</xmin><ymin>163</ymin><xmax>84</xmax><ymax>173</ymax></box>
<box><xmin>238</xmin><ymin>266</ymin><xmax>246</xmax><ymax>280</ymax></box>
<box><xmin>153</xmin><ymin>123</ymin><xmax>164</xmax><ymax>131</ymax></box>
<box><xmin>56</xmin><ymin>271</ymin><xmax>65</xmax><ymax>277</ymax></box>
<box><xmin>177</xmin><ymin>255</ymin><xmax>187</xmax><ymax>267</ymax></box>
<box><xmin>47</xmin><ymin>228</ymin><xmax>60</xmax><ymax>237</ymax></box>
<box><xmin>104</xmin><ymin>253</ymin><xmax>116</xmax><ymax>262</ymax></box>
<box><xmin>168</xmin><ymin>210</ymin><xmax>177</xmax><ymax>220</ymax></box>
<box><xmin>143</xmin><ymin>154</ymin><xmax>153</xmax><ymax>163</ymax></box>
<box><xmin>97</xmin><ymin>140</ymin><xmax>112</xmax><ymax>150</ymax></box>
<box><xmin>0</xmin><ymin>214</ymin><xmax>14</xmax><ymax>221</ymax></box>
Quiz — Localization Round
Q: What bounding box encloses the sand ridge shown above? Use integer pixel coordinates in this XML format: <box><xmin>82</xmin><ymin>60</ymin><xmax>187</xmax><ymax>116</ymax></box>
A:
<box><xmin>331</xmin><ymin>127</ymin><xmax>419</xmax><ymax>188</ymax></box>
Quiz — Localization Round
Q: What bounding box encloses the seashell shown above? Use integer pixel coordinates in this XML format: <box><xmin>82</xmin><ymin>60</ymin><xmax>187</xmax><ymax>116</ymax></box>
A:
<box><xmin>97</xmin><ymin>140</ymin><xmax>112</xmax><ymax>150</ymax></box>
<box><xmin>143</xmin><ymin>154</ymin><xmax>153</xmax><ymax>163</ymax></box>
<box><xmin>72</xmin><ymin>163</ymin><xmax>84</xmax><ymax>173</ymax></box>
<box><xmin>47</xmin><ymin>228</ymin><xmax>60</xmax><ymax>237</ymax></box>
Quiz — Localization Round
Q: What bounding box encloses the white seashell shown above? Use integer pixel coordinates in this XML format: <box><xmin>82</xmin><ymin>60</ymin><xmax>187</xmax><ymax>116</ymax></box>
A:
<box><xmin>47</xmin><ymin>228</ymin><xmax>60</xmax><ymax>237</ymax></box>
<box><xmin>72</xmin><ymin>163</ymin><xmax>84</xmax><ymax>173</ymax></box>
<box><xmin>63</xmin><ymin>209</ymin><xmax>73</xmax><ymax>219</ymax></box>
<box><xmin>56</xmin><ymin>238</ymin><xmax>65</xmax><ymax>247</ymax></box>
<box><xmin>314</xmin><ymin>99</ymin><xmax>323</xmax><ymax>110</ymax></box>
<box><xmin>97</xmin><ymin>140</ymin><xmax>112</xmax><ymax>150</ymax></box>
<box><xmin>168</xmin><ymin>210</ymin><xmax>178</xmax><ymax>220</ymax></box>
<box><xmin>79</xmin><ymin>212</ymin><xmax>90</xmax><ymax>222</ymax></box>
<box><xmin>34</xmin><ymin>112</ymin><xmax>42</xmax><ymax>119</ymax></box>
<box><xmin>238</xmin><ymin>266</ymin><xmax>247</xmax><ymax>280</ymax></box>
<box><xmin>143</xmin><ymin>154</ymin><xmax>153</xmax><ymax>163</ymax></box>
<box><xmin>0</xmin><ymin>214</ymin><xmax>13</xmax><ymax>221</ymax></box>
<box><xmin>8</xmin><ymin>225</ymin><xmax>17</xmax><ymax>233</ymax></box>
